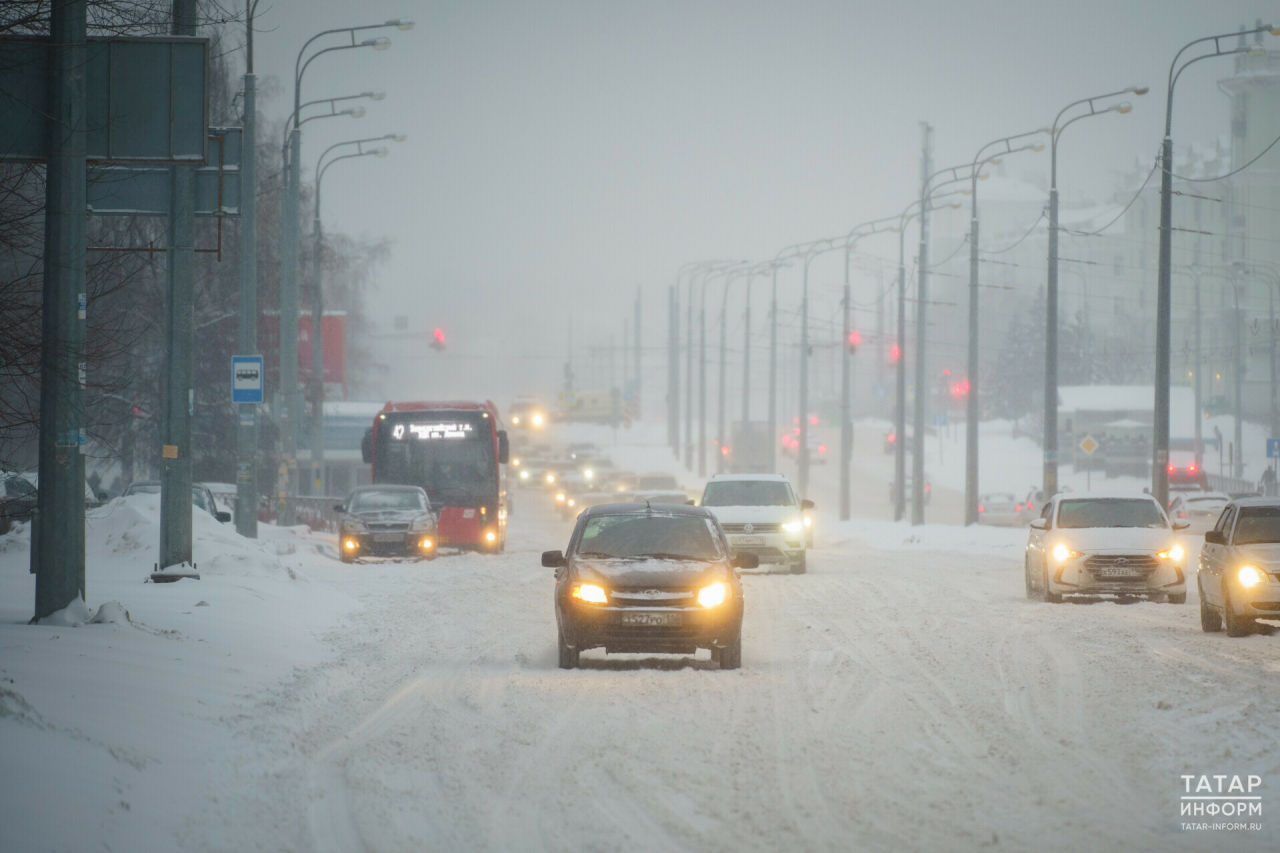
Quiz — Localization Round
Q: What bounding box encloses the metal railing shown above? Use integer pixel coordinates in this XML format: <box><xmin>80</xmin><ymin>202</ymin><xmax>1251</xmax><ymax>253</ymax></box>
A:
<box><xmin>1205</xmin><ymin>473</ymin><xmax>1263</xmax><ymax>496</ymax></box>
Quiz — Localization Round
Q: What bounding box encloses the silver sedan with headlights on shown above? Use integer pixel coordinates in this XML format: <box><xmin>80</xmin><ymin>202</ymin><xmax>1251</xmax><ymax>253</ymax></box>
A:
<box><xmin>1024</xmin><ymin>494</ymin><xmax>1189</xmax><ymax>603</ymax></box>
<box><xmin>335</xmin><ymin>485</ymin><xmax>438</xmax><ymax>563</ymax></box>
<box><xmin>1197</xmin><ymin>497</ymin><xmax>1280</xmax><ymax>637</ymax></box>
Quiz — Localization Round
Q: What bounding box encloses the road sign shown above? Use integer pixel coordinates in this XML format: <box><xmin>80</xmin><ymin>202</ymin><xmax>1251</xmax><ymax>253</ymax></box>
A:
<box><xmin>1079</xmin><ymin>434</ymin><xmax>1099</xmax><ymax>455</ymax></box>
<box><xmin>231</xmin><ymin>355</ymin><xmax>263</xmax><ymax>404</ymax></box>
<box><xmin>0</xmin><ymin>36</ymin><xmax>210</xmax><ymax>163</ymax></box>
<box><xmin>87</xmin><ymin>128</ymin><xmax>241</xmax><ymax>216</ymax></box>
<box><xmin>1268</xmin><ymin>438</ymin><xmax>1280</xmax><ymax>459</ymax></box>
<box><xmin>933</xmin><ymin>412</ymin><xmax>947</xmax><ymax>427</ymax></box>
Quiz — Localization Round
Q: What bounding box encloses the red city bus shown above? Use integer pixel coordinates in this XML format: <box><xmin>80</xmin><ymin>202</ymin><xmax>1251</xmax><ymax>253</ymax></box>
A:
<box><xmin>361</xmin><ymin>400</ymin><xmax>510</xmax><ymax>552</ymax></box>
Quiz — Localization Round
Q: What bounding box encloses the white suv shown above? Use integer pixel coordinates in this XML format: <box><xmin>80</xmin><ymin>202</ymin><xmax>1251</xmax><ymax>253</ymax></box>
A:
<box><xmin>699</xmin><ymin>474</ymin><xmax>812</xmax><ymax>574</ymax></box>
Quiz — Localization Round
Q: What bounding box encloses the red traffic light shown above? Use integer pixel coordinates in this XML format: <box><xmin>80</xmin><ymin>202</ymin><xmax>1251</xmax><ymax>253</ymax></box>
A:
<box><xmin>890</xmin><ymin>344</ymin><xmax>900</xmax><ymax>362</ymax></box>
<box><xmin>950</xmin><ymin>379</ymin><xmax>970</xmax><ymax>397</ymax></box>
<box><xmin>847</xmin><ymin>330</ymin><xmax>861</xmax><ymax>352</ymax></box>
<box><xmin>430</xmin><ymin>327</ymin><xmax>446</xmax><ymax>351</ymax></box>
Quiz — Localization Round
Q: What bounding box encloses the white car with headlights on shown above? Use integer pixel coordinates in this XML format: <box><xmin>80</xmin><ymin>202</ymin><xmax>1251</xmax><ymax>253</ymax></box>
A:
<box><xmin>699</xmin><ymin>473</ymin><xmax>813</xmax><ymax>574</ymax></box>
<box><xmin>1197</xmin><ymin>497</ymin><xmax>1280</xmax><ymax>637</ymax></box>
<box><xmin>1024</xmin><ymin>494</ymin><xmax>1189</xmax><ymax>603</ymax></box>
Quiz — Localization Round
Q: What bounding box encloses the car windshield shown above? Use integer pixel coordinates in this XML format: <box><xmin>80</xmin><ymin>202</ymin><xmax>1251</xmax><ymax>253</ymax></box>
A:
<box><xmin>1233</xmin><ymin>507</ymin><xmax>1280</xmax><ymax>545</ymax></box>
<box><xmin>126</xmin><ymin>483</ymin><xmax>161</xmax><ymax>495</ymax></box>
<box><xmin>1056</xmin><ymin>498</ymin><xmax>1167</xmax><ymax>529</ymax></box>
<box><xmin>637</xmin><ymin>475</ymin><xmax>678</xmax><ymax>490</ymax></box>
<box><xmin>701</xmin><ymin>480</ymin><xmax>794</xmax><ymax>507</ymax></box>
<box><xmin>576</xmin><ymin>514</ymin><xmax>723</xmax><ymax>561</ymax></box>
<box><xmin>349</xmin><ymin>490</ymin><xmax>428</xmax><ymax>512</ymax></box>
<box><xmin>4</xmin><ymin>477</ymin><xmax>36</xmax><ymax>498</ymax></box>
<box><xmin>192</xmin><ymin>489</ymin><xmax>208</xmax><ymax>511</ymax></box>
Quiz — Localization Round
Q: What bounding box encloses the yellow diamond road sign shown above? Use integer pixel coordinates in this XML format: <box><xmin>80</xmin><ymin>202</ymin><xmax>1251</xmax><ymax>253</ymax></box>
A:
<box><xmin>1079</xmin><ymin>435</ymin><xmax>1099</xmax><ymax>455</ymax></box>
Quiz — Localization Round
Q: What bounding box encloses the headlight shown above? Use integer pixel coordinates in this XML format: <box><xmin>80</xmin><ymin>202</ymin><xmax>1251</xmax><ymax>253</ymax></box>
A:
<box><xmin>532</xmin><ymin>413</ymin><xmax>544</xmax><ymax>427</ymax></box>
<box><xmin>419</xmin><ymin>538</ymin><xmax>433</xmax><ymax>549</ymax></box>
<box><xmin>512</xmin><ymin>458</ymin><xmax>520</xmax><ymax>467</ymax></box>
<box><xmin>697</xmin><ymin>582</ymin><xmax>727</xmax><ymax>608</ymax></box>
<box><xmin>343</xmin><ymin>538</ymin><xmax>358</xmax><ymax>551</ymax></box>
<box><xmin>783</xmin><ymin>520</ymin><xmax>804</xmax><ymax>534</ymax></box>
<box><xmin>572</xmin><ymin>583</ymin><xmax>608</xmax><ymax>604</ymax></box>
<box><xmin>567</xmin><ymin>499</ymin><xmax>575</xmax><ymax>507</ymax></box>
<box><xmin>584</xmin><ymin>469</ymin><xmax>594</xmax><ymax>480</ymax></box>
<box><xmin>485</xmin><ymin>530</ymin><xmax>497</xmax><ymax>543</ymax></box>
<box><xmin>411</xmin><ymin>515</ymin><xmax>434</xmax><ymax>532</ymax></box>
<box><xmin>341</xmin><ymin>517</ymin><xmax>368</xmax><ymax>533</ymax></box>
<box><xmin>512</xmin><ymin>416</ymin><xmax>520</xmax><ymax>425</ymax></box>
<box><xmin>556</xmin><ymin>492</ymin><xmax>565</xmax><ymax>502</ymax></box>
<box><xmin>520</xmin><ymin>470</ymin><xmax>530</xmax><ymax>480</ymax></box>
<box><xmin>803</xmin><ymin>516</ymin><xmax>812</xmax><ymax>528</ymax></box>
<box><xmin>1052</xmin><ymin>543</ymin><xmax>1079</xmax><ymax>563</ymax></box>
<box><xmin>1238</xmin><ymin>565</ymin><xmax>1264</xmax><ymax>588</ymax></box>
<box><xmin>546</xmin><ymin>474</ymin><xmax>555</xmax><ymax>484</ymax></box>
<box><xmin>1158</xmin><ymin>544</ymin><xmax>1185</xmax><ymax>562</ymax></box>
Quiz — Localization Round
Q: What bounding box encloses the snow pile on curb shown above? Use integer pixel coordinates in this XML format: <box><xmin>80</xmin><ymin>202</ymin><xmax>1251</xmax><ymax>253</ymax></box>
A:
<box><xmin>827</xmin><ymin>516</ymin><xmax>1027</xmax><ymax>559</ymax></box>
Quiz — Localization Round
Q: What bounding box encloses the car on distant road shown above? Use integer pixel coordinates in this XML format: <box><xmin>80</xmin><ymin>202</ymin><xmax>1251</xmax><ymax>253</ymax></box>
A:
<box><xmin>976</xmin><ymin>492</ymin><xmax>1024</xmax><ymax>526</ymax></box>
<box><xmin>544</xmin><ymin>503</ymin><xmax>755</xmax><ymax>669</ymax></box>
<box><xmin>1197</xmin><ymin>497</ymin><xmax>1280</xmax><ymax>637</ymax></box>
<box><xmin>1024</xmin><ymin>494</ymin><xmax>1188</xmax><ymax>604</ymax></box>
<box><xmin>335</xmin><ymin>485</ymin><xmax>437</xmax><ymax>564</ymax></box>
<box><xmin>1169</xmin><ymin>491</ymin><xmax>1231</xmax><ymax>535</ymax></box>
<box><xmin>889</xmin><ymin>475</ymin><xmax>931</xmax><ymax>507</ymax></box>
<box><xmin>124</xmin><ymin>480</ymin><xmax>230</xmax><ymax>523</ymax></box>
<box><xmin>699</xmin><ymin>473</ymin><xmax>812</xmax><ymax>574</ymax></box>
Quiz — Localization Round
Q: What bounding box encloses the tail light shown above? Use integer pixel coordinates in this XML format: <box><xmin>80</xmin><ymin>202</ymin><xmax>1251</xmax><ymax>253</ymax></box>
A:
<box><xmin>1027</xmin><ymin>501</ymin><xmax>1034</xmax><ymax>511</ymax></box>
<box><xmin>1015</xmin><ymin>504</ymin><xmax>1023</xmax><ymax>512</ymax></box>
<box><xmin>1178</xmin><ymin>511</ymin><xmax>1187</xmax><ymax>518</ymax></box>
<box><xmin>978</xmin><ymin>505</ymin><xmax>985</xmax><ymax>513</ymax></box>
<box><xmin>817</xmin><ymin>444</ymin><xmax>827</xmax><ymax>454</ymax></box>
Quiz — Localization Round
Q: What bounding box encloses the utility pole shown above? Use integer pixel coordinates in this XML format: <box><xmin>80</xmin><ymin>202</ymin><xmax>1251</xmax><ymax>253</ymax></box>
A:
<box><xmin>159</xmin><ymin>0</ymin><xmax>199</xmax><ymax>570</ymax></box>
<box><xmin>840</xmin><ymin>264</ymin><xmax>852</xmax><ymax>521</ymax></box>
<box><xmin>236</xmin><ymin>0</ymin><xmax>259</xmax><ymax>538</ymax></box>
<box><xmin>912</xmin><ymin>123</ymin><xmax>932</xmax><ymax>525</ymax></box>
<box><xmin>895</xmin><ymin>220</ymin><xmax>908</xmax><ymax>522</ymax></box>
<box><xmin>716</xmin><ymin>275</ymin><xmax>731</xmax><ymax>473</ymax></box>
<box><xmin>685</xmin><ymin>278</ymin><xmax>694</xmax><ymax>470</ymax></box>
<box><xmin>34</xmin><ymin>0</ymin><xmax>88</xmax><ymax>618</ymax></box>
<box><xmin>741</xmin><ymin>269</ymin><xmax>754</xmax><ymax>438</ymax></box>
<box><xmin>698</xmin><ymin>280</ymin><xmax>707</xmax><ymax>478</ymax></box>
<box><xmin>309</xmin><ymin>217</ymin><xmax>324</xmax><ymax>495</ymax></box>
<box><xmin>634</xmin><ymin>286</ymin><xmax>641</xmax><ymax>418</ymax></box>
<box><xmin>769</xmin><ymin>265</ymin><xmax>779</xmax><ymax>473</ymax></box>
<box><xmin>668</xmin><ymin>285</ymin><xmax>678</xmax><ymax>455</ymax></box>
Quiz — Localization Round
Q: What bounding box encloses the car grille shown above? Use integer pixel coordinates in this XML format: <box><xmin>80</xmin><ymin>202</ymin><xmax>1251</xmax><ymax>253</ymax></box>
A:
<box><xmin>609</xmin><ymin>587</ymin><xmax>694</xmax><ymax>607</ymax></box>
<box><xmin>722</xmin><ymin>523</ymin><xmax>781</xmax><ymax>534</ymax></box>
<box><xmin>1084</xmin><ymin>554</ymin><xmax>1158</xmax><ymax>575</ymax></box>
<box><xmin>366</xmin><ymin>522</ymin><xmax>410</xmax><ymax>532</ymax></box>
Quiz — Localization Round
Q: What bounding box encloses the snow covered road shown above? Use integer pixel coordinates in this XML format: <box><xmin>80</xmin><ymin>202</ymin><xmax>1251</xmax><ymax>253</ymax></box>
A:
<box><xmin>4</xmin><ymin>476</ymin><xmax>1280</xmax><ymax>851</ymax></box>
<box><xmin>184</xmin><ymin>501</ymin><xmax>1279</xmax><ymax>852</ymax></box>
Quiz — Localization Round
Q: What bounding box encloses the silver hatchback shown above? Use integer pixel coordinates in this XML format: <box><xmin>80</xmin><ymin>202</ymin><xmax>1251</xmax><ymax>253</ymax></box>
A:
<box><xmin>1198</xmin><ymin>498</ymin><xmax>1280</xmax><ymax>636</ymax></box>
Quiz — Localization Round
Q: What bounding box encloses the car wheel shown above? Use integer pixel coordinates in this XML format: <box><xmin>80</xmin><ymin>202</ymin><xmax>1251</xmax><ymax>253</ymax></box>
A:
<box><xmin>1041</xmin><ymin>560</ymin><xmax>1062</xmax><ymax>604</ymax></box>
<box><xmin>339</xmin><ymin>552</ymin><xmax>354</xmax><ymax>564</ymax></box>
<box><xmin>1222</xmin><ymin>584</ymin><xmax>1254</xmax><ymax>638</ymax></box>
<box><xmin>1166</xmin><ymin>593</ymin><xmax>1186</xmax><ymax>605</ymax></box>
<box><xmin>713</xmin><ymin>629</ymin><xmax>742</xmax><ymax>670</ymax></box>
<box><xmin>1199</xmin><ymin>579</ymin><xmax>1222</xmax><ymax>632</ymax></box>
<box><xmin>790</xmin><ymin>552</ymin><xmax>806</xmax><ymax>575</ymax></box>
<box><xmin>557</xmin><ymin>631</ymin><xmax>579</xmax><ymax>669</ymax></box>
<box><xmin>1024</xmin><ymin>556</ymin><xmax>1036</xmax><ymax>600</ymax></box>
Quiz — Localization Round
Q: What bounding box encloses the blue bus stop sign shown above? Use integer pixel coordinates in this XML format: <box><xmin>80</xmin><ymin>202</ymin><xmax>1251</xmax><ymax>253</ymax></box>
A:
<box><xmin>1268</xmin><ymin>438</ymin><xmax>1280</xmax><ymax>459</ymax></box>
<box><xmin>231</xmin><ymin>355</ymin><xmax>263</xmax><ymax>404</ymax></box>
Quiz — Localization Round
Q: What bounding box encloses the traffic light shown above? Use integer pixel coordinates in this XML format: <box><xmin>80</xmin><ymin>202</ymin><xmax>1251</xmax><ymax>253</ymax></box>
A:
<box><xmin>890</xmin><ymin>343</ymin><xmax>900</xmax><ymax>362</ymax></box>
<box><xmin>430</xmin><ymin>327</ymin><xmax>445</xmax><ymax>351</ymax></box>
<box><xmin>847</xmin><ymin>330</ymin><xmax>861</xmax><ymax>353</ymax></box>
<box><xmin>951</xmin><ymin>379</ymin><xmax>970</xmax><ymax>397</ymax></box>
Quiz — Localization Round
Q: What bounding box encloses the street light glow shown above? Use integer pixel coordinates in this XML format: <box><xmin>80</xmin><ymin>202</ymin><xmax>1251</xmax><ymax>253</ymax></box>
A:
<box><xmin>1114</xmin><ymin>102</ymin><xmax>1133</xmax><ymax>114</ymax></box>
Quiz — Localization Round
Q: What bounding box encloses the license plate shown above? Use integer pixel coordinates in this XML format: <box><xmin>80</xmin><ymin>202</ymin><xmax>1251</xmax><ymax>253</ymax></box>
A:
<box><xmin>1096</xmin><ymin>567</ymin><xmax>1141</xmax><ymax>578</ymax></box>
<box><xmin>732</xmin><ymin>536</ymin><xmax>765</xmax><ymax>545</ymax></box>
<box><xmin>374</xmin><ymin>533</ymin><xmax>403</xmax><ymax>543</ymax></box>
<box><xmin>621</xmin><ymin>612</ymin><xmax>683</xmax><ymax>627</ymax></box>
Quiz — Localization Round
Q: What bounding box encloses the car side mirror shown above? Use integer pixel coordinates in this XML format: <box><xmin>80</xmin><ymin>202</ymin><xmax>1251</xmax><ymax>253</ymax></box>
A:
<box><xmin>732</xmin><ymin>552</ymin><xmax>759</xmax><ymax>569</ymax></box>
<box><xmin>1172</xmin><ymin>521</ymin><xmax>1190</xmax><ymax>531</ymax></box>
<box><xmin>497</xmin><ymin>430</ymin><xmax>510</xmax><ymax>465</ymax></box>
<box><xmin>541</xmin><ymin>549</ymin><xmax>565</xmax><ymax>568</ymax></box>
<box><xmin>216</xmin><ymin>511</ymin><xmax>231</xmax><ymax>523</ymax></box>
<box><xmin>1029</xmin><ymin>518</ymin><xmax>1048</xmax><ymax>530</ymax></box>
<box><xmin>333</xmin><ymin>504</ymin><xmax>345</xmax><ymax>513</ymax></box>
<box><xmin>800</xmin><ymin>499</ymin><xmax>814</xmax><ymax>511</ymax></box>
<box><xmin>1204</xmin><ymin>530</ymin><xmax>1225</xmax><ymax>545</ymax></box>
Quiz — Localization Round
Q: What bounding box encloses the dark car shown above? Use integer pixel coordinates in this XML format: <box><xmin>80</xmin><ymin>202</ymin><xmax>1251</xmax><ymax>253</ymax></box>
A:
<box><xmin>543</xmin><ymin>503</ymin><xmax>757</xmax><ymax>670</ymax></box>
<box><xmin>335</xmin><ymin>485</ymin><xmax>437</xmax><ymax>563</ymax></box>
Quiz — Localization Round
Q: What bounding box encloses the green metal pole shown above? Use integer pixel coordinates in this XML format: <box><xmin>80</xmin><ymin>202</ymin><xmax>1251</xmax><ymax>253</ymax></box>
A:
<box><xmin>236</xmin><ymin>50</ymin><xmax>259</xmax><ymax>538</ymax></box>
<box><xmin>34</xmin><ymin>0</ymin><xmax>88</xmax><ymax>618</ymax></box>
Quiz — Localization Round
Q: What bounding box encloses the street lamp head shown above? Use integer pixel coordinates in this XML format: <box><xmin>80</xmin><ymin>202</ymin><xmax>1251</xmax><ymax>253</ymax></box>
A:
<box><xmin>1128</xmin><ymin>86</ymin><xmax>1150</xmax><ymax>96</ymax></box>
<box><xmin>386</xmin><ymin>133</ymin><xmax>408</xmax><ymax>142</ymax></box>
<box><xmin>1113</xmin><ymin>102</ymin><xmax>1133</xmax><ymax>114</ymax></box>
<box><xmin>977</xmin><ymin>173</ymin><xmax>990</xmax><ymax>180</ymax></box>
<box><xmin>365</xmin><ymin>91</ymin><xmax>387</xmax><ymax>101</ymax></box>
<box><xmin>949</xmin><ymin>202</ymin><xmax>963</xmax><ymax>209</ymax></box>
<box><xmin>989</xmin><ymin>158</ymin><xmax>1002</xmax><ymax>165</ymax></box>
<box><xmin>1242</xmin><ymin>44</ymin><xmax>1266</xmax><ymax>57</ymax></box>
<box><xmin>387</xmin><ymin>18</ymin><xmax>416</xmax><ymax>31</ymax></box>
<box><xmin>374</xmin><ymin>147</ymin><xmax>390</xmax><ymax>158</ymax></box>
<box><xmin>1030</xmin><ymin>142</ymin><xmax>1045</xmax><ymax>152</ymax></box>
<box><xmin>362</xmin><ymin>37</ymin><xmax>392</xmax><ymax>50</ymax></box>
<box><xmin>347</xmin><ymin>106</ymin><xmax>366</xmax><ymax>118</ymax></box>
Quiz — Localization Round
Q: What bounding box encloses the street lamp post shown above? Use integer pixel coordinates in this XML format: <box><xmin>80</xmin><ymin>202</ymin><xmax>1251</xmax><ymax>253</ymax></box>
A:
<box><xmin>280</xmin><ymin>18</ymin><xmax>410</xmax><ymax>524</ymax></box>
<box><xmin>700</xmin><ymin>264</ymin><xmax>747</xmax><ymax>477</ymax></box>
<box><xmin>717</xmin><ymin>266</ymin><xmax>753</xmax><ymax>473</ymax></box>
<box><xmin>308</xmin><ymin>135</ymin><xmax>401</xmax><ymax>497</ymax></box>
<box><xmin>681</xmin><ymin>261</ymin><xmax>735</xmax><ymax>472</ymax></box>
<box><xmin>963</xmin><ymin>130</ymin><xmax>1047</xmax><ymax>525</ymax></box>
<box><xmin>743</xmin><ymin>262</ymin><xmax>784</xmax><ymax>467</ymax></box>
<box><xmin>1152</xmin><ymin>24</ymin><xmax>1275</xmax><ymax>505</ymax></box>
<box><xmin>1044</xmin><ymin>86</ymin><xmax>1145</xmax><ymax>503</ymax></box>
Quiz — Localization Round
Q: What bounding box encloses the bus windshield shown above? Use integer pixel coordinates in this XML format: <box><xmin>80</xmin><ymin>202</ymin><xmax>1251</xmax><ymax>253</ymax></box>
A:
<box><xmin>376</xmin><ymin>413</ymin><xmax>497</xmax><ymax>506</ymax></box>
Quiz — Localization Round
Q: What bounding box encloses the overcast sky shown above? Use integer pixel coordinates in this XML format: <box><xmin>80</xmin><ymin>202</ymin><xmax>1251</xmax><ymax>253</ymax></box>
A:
<box><xmin>243</xmin><ymin>1</ymin><xmax>1271</xmax><ymax>403</ymax></box>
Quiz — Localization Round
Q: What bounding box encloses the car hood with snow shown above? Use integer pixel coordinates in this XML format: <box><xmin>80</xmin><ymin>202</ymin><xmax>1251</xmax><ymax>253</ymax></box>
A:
<box><xmin>573</xmin><ymin>557</ymin><xmax>730</xmax><ymax>590</ymax></box>
<box><xmin>1051</xmin><ymin>526</ymin><xmax>1177</xmax><ymax>552</ymax></box>
<box><xmin>1230</xmin><ymin>543</ymin><xmax>1280</xmax><ymax>572</ymax></box>
<box><xmin>704</xmin><ymin>504</ymin><xmax>802</xmax><ymax>525</ymax></box>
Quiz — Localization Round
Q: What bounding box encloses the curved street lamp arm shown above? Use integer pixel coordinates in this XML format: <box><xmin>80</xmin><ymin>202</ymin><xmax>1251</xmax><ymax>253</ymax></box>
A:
<box><xmin>1166</xmin><ymin>24</ymin><xmax>1275</xmax><ymax>129</ymax></box>
<box><xmin>295</xmin><ymin>21</ymin><xmax>404</xmax><ymax>92</ymax></box>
